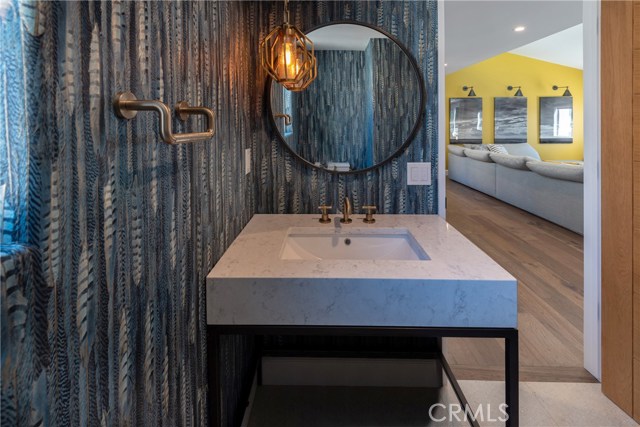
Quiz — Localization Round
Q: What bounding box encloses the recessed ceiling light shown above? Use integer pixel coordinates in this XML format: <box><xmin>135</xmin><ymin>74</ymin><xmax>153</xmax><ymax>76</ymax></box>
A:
<box><xmin>514</xmin><ymin>26</ymin><xmax>526</xmax><ymax>32</ymax></box>
<box><xmin>444</xmin><ymin>63</ymin><xmax>448</xmax><ymax>67</ymax></box>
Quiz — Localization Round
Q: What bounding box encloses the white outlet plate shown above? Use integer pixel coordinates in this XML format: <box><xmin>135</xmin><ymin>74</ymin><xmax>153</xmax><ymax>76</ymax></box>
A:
<box><xmin>407</xmin><ymin>162</ymin><xmax>431</xmax><ymax>185</ymax></box>
<box><xmin>245</xmin><ymin>148</ymin><xmax>251</xmax><ymax>175</ymax></box>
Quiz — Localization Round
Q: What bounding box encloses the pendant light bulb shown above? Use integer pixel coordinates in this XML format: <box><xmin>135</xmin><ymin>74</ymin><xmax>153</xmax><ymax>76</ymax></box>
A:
<box><xmin>260</xmin><ymin>0</ymin><xmax>317</xmax><ymax>91</ymax></box>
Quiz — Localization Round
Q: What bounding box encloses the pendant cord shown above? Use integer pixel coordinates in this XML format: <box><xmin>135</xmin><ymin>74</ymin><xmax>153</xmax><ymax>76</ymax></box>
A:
<box><xmin>284</xmin><ymin>0</ymin><xmax>290</xmax><ymax>24</ymax></box>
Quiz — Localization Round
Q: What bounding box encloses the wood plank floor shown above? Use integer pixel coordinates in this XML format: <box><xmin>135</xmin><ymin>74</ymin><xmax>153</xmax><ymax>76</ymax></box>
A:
<box><xmin>444</xmin><ymin>179</ymin><xmax>596</xmax><ymax>383</ymax></box>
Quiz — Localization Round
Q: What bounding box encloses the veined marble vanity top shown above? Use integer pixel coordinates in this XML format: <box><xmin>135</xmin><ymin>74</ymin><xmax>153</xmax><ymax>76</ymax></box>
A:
<box><xmin>206</xmin><ymin>214</ymin><xmax>517</xmax><ymax>328</ymax></box>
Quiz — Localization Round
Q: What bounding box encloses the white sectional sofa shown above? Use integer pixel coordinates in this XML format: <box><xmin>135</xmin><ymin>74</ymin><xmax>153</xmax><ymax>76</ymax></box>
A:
<box><xmin>447</xmin><ymin>143</ymin><xmax>583</xmax><ymax>234</ymax></box>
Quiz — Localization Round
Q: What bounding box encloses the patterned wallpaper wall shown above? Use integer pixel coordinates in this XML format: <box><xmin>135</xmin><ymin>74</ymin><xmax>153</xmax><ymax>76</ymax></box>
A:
<box><xmin>1</xmin><ymin>1</ymin><xmax>438</xmax><ymax>426</ymax></box>
<box><xmin>293</xmin><ymin>50</ymin><xmax>373</xmax><ymax>170</ymax></box>
<box><xmin>255</xmin><ymin>1</ymin><xmax>438</xmax><ymax>215</ymax></box>
<box><xmin>1</xmin><ymin>1</ymin><xmax>260</xmax><ymax>426</ymax></box>
<box><xmin>370</xmin><ymin>37</ymin><xmax>421</xmax><ymax>164</ymax></box>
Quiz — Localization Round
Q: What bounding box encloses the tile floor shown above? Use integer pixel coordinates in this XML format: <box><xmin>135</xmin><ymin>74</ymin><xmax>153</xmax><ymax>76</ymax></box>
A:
<box><xmin>460</xmin><ymin>380</ymin><xmax>638</xmax><ymax>427</ymax></box>
<box><xmin>245</xmin><ymin>381</ymin><xmax>639</xmax><ymax>426</ymax></box>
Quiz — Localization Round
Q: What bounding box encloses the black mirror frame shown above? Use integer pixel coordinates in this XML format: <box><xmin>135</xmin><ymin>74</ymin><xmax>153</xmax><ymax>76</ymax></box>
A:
<box><xmin>265</xmin><ymin>20</ymin><xmax>427</xmax><ymax>175</ymax></box>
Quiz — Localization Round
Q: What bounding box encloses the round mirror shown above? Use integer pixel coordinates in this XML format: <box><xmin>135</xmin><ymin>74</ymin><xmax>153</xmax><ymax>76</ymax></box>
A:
<box><xmin>267</xmin><ymin>22</ymin><xmax>425</xmax><ymax>174</ymax></box>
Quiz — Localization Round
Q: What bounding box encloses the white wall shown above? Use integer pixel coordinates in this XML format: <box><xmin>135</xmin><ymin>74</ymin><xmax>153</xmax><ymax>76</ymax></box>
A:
<box><xmin>582</xmin><ymin>0</ymin><xmax>601</xmax><ymax>380</ymax></box>
<box><xmin>438</xmin><ymin>0</ymin><xmax>446</xmax><ymax>218</ymax></box>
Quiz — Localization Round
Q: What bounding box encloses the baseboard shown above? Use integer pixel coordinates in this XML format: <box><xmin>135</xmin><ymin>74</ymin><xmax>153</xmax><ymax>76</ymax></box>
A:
<box><xmin>261</xmin><ymin>357</ymin><xmax>442</xmax><ymax>388</ymax></box>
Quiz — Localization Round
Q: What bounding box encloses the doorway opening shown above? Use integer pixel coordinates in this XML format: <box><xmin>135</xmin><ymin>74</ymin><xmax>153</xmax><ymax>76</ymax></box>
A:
<box><xmin>439</xmin><ymin>0</ymin><xmax>599</xmax><ymax>383</ymax></box>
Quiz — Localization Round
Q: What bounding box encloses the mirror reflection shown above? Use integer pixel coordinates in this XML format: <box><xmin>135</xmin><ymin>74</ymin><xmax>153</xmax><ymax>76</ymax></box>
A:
<box><xmin>269</xmin><ymin>23</ymin><xmax>422</xmax><ymax>172</ymax></box>
<box><xmin>539</xmin><ymin>97</ymin><xmax>573</xmax><ymax>143</ymax></box>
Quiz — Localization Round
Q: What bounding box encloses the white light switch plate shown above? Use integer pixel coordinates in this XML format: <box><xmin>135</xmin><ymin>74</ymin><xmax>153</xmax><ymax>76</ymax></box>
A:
<box><xmin>407</xmin><ymin>162</ymin><xmax>431</xmax><ymax>185</ymax></box>
<box><xmin>245</xmin><ymin>148</ymin><xmax>251</xmax><ymax>175</ymax></box>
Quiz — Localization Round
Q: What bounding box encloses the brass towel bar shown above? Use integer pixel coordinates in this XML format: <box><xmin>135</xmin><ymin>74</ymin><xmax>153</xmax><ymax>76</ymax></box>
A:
<box><xmin>113</xmin><ymin>91</ymin><xmax>215</xmax><ymax>144</ymax></box>
<box><xmin>274</xmin><ymin>113</ymin><xmax>292</xmax><ymax>126</ymax></box>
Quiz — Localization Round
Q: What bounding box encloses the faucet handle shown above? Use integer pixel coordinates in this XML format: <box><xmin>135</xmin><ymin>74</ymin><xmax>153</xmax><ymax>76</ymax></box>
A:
<box><xmin>362</xmin><ymin>205</ymin><xmax>377</xmax><ymax>224</ymax></box>
<box><xmin>318</xmin><ymin>205</ymin><xmax>333</xmax><ymax>224</ymax></box>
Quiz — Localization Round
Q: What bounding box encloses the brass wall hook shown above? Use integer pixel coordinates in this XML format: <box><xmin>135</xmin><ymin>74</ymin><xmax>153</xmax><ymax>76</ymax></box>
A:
<box><xmin>113</xmin><ymin>91</ymin><xmax>215</xmax><ymax>144</ymax></box>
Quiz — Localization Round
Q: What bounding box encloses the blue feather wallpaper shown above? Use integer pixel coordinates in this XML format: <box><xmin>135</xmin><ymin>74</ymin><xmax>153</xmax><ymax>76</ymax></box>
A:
<box><xmin>369</xmin><ymin>37</ymin><xmax>421</xmax><ymax>164</ymax></box>
<box><xmin>0</xmin><ymin>1</ymin><xmax>438</xmax><ymax>426</ymax></box>
<box><xmin>291</xmin><ymin>49</ymin><xmax>373</xmax><ymax>170</ymax></box>
<box><xmin>1</xmin><ymin>1</ymin><xmax>258</xmax><ymax>426</ymax></box>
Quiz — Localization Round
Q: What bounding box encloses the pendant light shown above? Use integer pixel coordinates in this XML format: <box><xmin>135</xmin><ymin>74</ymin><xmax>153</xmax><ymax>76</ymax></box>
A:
<box><xmin>260</xmin><ymin>0</ymin><xmax>317</xmax><ymax>92</ymax></box>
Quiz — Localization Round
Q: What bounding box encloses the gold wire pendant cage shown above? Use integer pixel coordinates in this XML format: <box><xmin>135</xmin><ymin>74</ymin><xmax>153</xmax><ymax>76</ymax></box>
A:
<box><xmin>260</xmin><ymin>1</ymin><xmax>317</xmax><ymax>92</ymax></box>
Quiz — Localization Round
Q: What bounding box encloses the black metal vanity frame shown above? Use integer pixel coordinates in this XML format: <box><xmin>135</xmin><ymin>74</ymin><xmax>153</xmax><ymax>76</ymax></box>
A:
<box><xmin>207</xmin><ymin>325</ymin><xmax>518</xmax><ymax>427</ymax></box>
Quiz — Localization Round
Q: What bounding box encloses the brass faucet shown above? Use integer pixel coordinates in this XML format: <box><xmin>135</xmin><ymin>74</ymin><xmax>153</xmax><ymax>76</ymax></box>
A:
<box><xmin>362</xmin><ymin>205</ymin><xmax>377</xmax><ymax>224</ymax></box>
<box><xmin>318</xmin><ymin>205</ymin><xmax>332</xmax><ymax>224</ymax></box>
<box><xmin>340</xmin><ymin>196</ymin><xmax>352</xmax><ymax>223</ymax></box>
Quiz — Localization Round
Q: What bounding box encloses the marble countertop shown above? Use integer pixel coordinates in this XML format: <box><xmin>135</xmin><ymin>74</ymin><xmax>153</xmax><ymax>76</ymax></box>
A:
<box><xmin>207</xmin><ymin>214</ymin><xmax>517</xmax><ymax>328</ymax></box>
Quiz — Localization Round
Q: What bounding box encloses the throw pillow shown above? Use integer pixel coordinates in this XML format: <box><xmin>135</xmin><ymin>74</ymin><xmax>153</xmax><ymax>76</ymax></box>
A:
<box><xmin>503</xmin><ymin>143</ymin><xmax>541</xmax><ymax>160</ymax></box>
<box><xmin>487</xmin><ymin>144</ymin><xmax>508</xmax><ymax>154</ymax></box>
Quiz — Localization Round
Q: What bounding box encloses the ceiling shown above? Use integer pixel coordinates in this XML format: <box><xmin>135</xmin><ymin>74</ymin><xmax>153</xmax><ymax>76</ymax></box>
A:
<box><xmin>308</xmin><ymin>24</ymin><xmax>386</xmax><ymax>51</ymax></box>
<box><xmin>511</xmin><ymin>24</ymin><xmax>583</xmax><ymax>69</ymax></box>
<box><xmin>444</xmin><ymin>1</ymin><xmax>583</xmax><ymax>74</ymax></box>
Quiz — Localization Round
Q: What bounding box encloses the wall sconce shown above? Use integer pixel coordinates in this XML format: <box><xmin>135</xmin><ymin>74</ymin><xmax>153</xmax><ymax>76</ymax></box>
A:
<box><xmin>260</xmin><ymin>0</ymin><xmax>317</xmax><ymax>91</ymax></box>
<box><xmin>507</xmin><ymin>85</ymin><xmax>524</xmax><ymax>96</ymax></box>
<box><xmin>553</xmin><ymin>85</ymin><xmax>572</xmax><ymax>96</ymax></box>
<box><xmin>462</xmin><ymin>85</ymin><xmax>477</xmax><ymax>96</ymax></box>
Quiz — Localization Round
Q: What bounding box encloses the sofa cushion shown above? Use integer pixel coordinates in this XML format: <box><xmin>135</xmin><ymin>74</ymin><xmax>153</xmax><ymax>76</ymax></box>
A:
<box><xmin>448</xmin><ymin>145</ymin><xmax>466</xmax><ymax>157</ymax></box>
<box><xmin>526</xmin><ymin>160</ymin><xmax>584</xmax><ymax>183</ymax></box>
<box><xmin>464</xmin><ymin>144</ymin><xmax>489</xmax><ymax>151</ymax></box>
<box><xmin>503</xmin><ymin>143</ymin><xmax>541</xmax><ymax>160</ymax></box>
<box><xmin>464</xmin><ymin>149</ymin><xmax>494</xmax><ymax>162</ymax></box>
<box><xmin>490</xmin><ymin>153</ymin><xmax>538</xmax><ymax>170</ymax></box>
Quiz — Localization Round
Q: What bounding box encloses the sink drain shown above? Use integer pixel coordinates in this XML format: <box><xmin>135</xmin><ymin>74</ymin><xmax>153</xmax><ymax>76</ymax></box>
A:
<box><xmin>344</xmin><ymin>238</ymin><xmax>351</xmax><ymax>245</ymax></box>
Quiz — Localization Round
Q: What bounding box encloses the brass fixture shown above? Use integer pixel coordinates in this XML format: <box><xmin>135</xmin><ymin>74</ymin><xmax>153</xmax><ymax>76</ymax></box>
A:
<box><xmin>318</xmin><ymin>205</ymin><xmax>332</xmax><ymax>224</ymax></box>
<box><xmin>113</xmin><ymin>91</ymin><xmax>215</xmax><ymax>144</ymax></box>
<box><xmin>362</xmin><ymin>205</ymin><xmax>377</xmax><ymax>224</ymax></box>
<box><xmin>462</xmin><ymin>85</ymin><xmax>476</xmax><ymax>97</ymax></box>
<box><xmin>552</xmin><ymin>85</ymin><xmax>572</xmax><ymax>97</ymax></box>
<box><xmin>507</xmin><ymin>85</ymin><xmax>524</xmax><ymax>97</ymax></box>
<box><xmin>260</xmin><ymin>0</ymin><xmax>317</xmax><ymax>92</ymax></box>
<box><xmin>340</xmin><ymin>197</ymin><xmax>352</xmax><ymax>224</ymax></box>
<box><xmin>275</xmin><ymin>113</ymin><xmax>292</xmax><ymax>126</ymax></box>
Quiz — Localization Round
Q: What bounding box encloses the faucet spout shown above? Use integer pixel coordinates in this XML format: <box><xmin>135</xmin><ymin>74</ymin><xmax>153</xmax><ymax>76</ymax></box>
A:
<box><xmin>340</xmin><ymin>196</ymin><xmax>353</xmax><ymax>224</ymax></box>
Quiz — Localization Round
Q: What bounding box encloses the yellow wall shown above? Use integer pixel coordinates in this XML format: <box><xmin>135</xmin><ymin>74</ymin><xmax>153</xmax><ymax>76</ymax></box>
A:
<box><xmin>445</xmin><ymin>53</ymin><xmax>583</xmax><ymax>161</ymax></box>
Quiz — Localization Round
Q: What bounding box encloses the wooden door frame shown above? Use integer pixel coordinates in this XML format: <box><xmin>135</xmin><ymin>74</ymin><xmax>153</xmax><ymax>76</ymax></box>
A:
<box><xmin>437</xmin><ymin>1</ymin><xmax>603</xmax><ymax>380</ymax></box>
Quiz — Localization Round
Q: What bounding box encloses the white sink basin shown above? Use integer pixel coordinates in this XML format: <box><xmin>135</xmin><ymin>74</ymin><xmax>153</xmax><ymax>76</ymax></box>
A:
<box><xmin>280</xmin><ymin>227</ymin><xmax>430</xmax><ymax>260</ymax></box>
